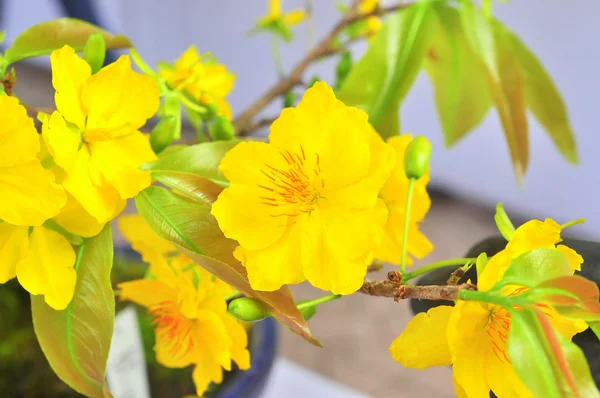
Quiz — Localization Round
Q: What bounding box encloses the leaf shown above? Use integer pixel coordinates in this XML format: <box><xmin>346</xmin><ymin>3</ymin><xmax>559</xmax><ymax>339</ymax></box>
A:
<box><xmin>152</xmin><ymin>171</ymin><xmax>224</xmax><ymax>204</ymax></box>
<box><xmin>500</xmin><ymin>248</ymin><xmax>571</xmax><ymax>288</ymax></box>
<box><xmin>148</xmin><ymin>141</ymin><xmax>239</xmax><ymax>187</ymax></box>
<box><xmin>4</xmin><ymin>18</ymin><xmax>132</xmax><ymax>65</ymax></box>
<box><xmin>162</xmin><ymin>90</ymin><xmax>182</xmax><ymax>141</ymax></box>
<box><xmin>460</xmin><ymin>2</ymin><xmax>528</xmax><ymax>180</ymax></box>
<box><xmin>425</xmin><ymin>4</ymin><xmax>492</xmax><ymax>146</ymax></box>
<box><xmin>135</xmin><ymin>186</ymin><xmax>321</xmax><ymax>347</ymax></box>
<box><xmin>31</xmin><ymin>225</ymin><xmax>114</xmax><ymax>398</ymax></box>
<box><xmin>338</xmin><ymin>3</ymin><xmax>438</xmax><ymax>139</ymax></box>
<box><xmin>510</xmin><ymin>32</ymin><xmax>578</xmax><ymax>164</ymax></box>
<box><xmin>533</xmin><ymin>276</ymin><xmax>600</xmax><ymax>321</ymax></box>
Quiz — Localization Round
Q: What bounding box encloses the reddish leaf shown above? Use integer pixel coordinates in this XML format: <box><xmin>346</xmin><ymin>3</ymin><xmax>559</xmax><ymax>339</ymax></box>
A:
<box><xmin>152</xmin><ymin>171</ymin><xmax>224</xmax><ymax>204</ymax></box>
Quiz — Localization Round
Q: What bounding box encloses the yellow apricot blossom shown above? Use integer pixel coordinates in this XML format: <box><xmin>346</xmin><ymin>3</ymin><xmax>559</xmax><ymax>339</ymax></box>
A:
<box><xmin>211</xmin><ymin>81</ymin><xmax>395</xmax><ymax>295</ymax></box>
<box><xmin>159</xmin><ymin>46</ymin><xmax>235</xmax><ymax>120</ymax></box>
<box><xmin>390</xmin><ymin>218</ymin><xmax>587</xmax><ymax>397</ymax></box>
<box><xmin>42</xmin><ymin>45</ymin><xmax>159</xmax><ymax>224</ymax></box>
<box><xmin>259</xmin><ymin>0</ymin><xmax>306</xmax><ymax>28</ymax></box>
<box><xmin>376</xmin><ymin>134</ymin><xmax>433</xmax><ymax>265</ymax></box>
<box><xmin>357</xmin><ymin>0</ymin><xmax>382</xmax><ymax>37</ymax></box>
<box><xmin>118</xmin><ymin>246</ymin><xmax>249</xmax><ymax>396</ymax></box>
<box><xmin>0</xmin><ymin>95</ymin><xmax>66</xmax><ymax>226</ymax></box>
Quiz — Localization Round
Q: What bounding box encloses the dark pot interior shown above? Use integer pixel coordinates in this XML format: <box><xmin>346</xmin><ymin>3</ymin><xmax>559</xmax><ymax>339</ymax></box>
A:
<box><xmin>409</xmin><ymin>236</ymin><xmax>600</xmax><ymax>389</ymax></box>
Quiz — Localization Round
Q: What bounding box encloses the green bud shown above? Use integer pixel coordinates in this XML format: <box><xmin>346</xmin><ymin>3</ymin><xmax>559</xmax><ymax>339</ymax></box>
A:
<box><xmin>228</xmin><ymin>298</ymin><xmax>270</xmax><ymax>322</ymax></box>
<box><xmin>150</xmin><ymin>115</ymin><xmax>177</xmax><ymax>154</ymax></box>
<box><xmin>334</xmin><ymin>50</ymin><xmax>353</xmax><ymax>90</ymax></box>
<box><xmin>296</xmin><ymin>300</ymin><xmax>317</xmax><ymax>321</ymax></box>
<box><xmin>210</xmin><ymin>115</ymin><xmax>235</xmax><ymax>141</ymax></box>
<box><xmin>404</xmin><ymin>135</ymin><xmax>432</xmax><ymax>180</ymax></box>
<box><xmin>82</xmin><ymin>33</ymin><xmax>106</xmax><ymax>74</ymax></box>
<box><xmin>494</xmin><ymin>202</ymin><xmax>515</xmax><ymax>241</ymax></box>
<box><xmin>284</xmin><ymin>91</ymin><xmax>295</xmax><ymax>108</ymax></box>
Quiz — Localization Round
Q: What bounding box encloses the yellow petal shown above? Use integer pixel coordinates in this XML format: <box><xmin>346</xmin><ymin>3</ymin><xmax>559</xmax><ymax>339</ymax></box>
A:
<box><xmin>16</xmin><ymin>226</ymin><xmax>76</xmax><ymax>310</ymax></box>
<box><xmin>88</xmin><ymin>132</ymin><xmax>156</xmax><ymax>199</ymax></box>
<box><xmin>82</xmin><ymin>55</ymin><xmax>159</xmax><ymax>138</ymax></box>
<box><xmin>219</xmin><ymin>313</ymin><xmax>250</xmax><ymax>370</ymax></box>
<box><xmin>42</xmin><ymin>111</ymin><xmax>82</xmax><ymax>171</ymax></box>
<box><xmin>62</xmin><ymin>146</ymin><xmax>126</xmax><ymax>223</ymax></box>
<box><xmin>359</xmin><ymin>0</ymin><xmax>379</xmax><ymax>13</ymax></box>
<box><xmin>545</xmin><ymin>305</ymin><xmax>587</xmax><ymax>339</ymax></box>
<box><xmin>0</xmin><ymin>160</ymin><xmax>66</xmax><ymax>226</ymax></box>
<box><xmin>268</xmin><ymin>0</ymin><xmax>281</xmax><ymax>16</ymax></box>
<box><xmin>507</xmin><ymin>218</ymin><xmax>562</xmax><ymax>256</ymax></box>
<box><xmin>556</xmin><ymin>244</ymin><xmax>583</xmax><ymax>273</ymax></box>
<box><xmin>477</xmin><ymin>249</ymin><xmax>513</xmax><ymax>292</ymax></box>
<box><xmin>196</xmin><ymin>64</ymin><xmax>235</xmax><ymax>100</ymax></box>
<box><xmin>50</xmin><ymin>45</ymin><xmax>91</xmax><ymax>129</ymax></box>
<box><xmin>447</xmin><ymin>300</ymin><xmax>493</xmax><ymax>398</ymax></box>
<box><xmin>389</xmin><ymin>305</ymin><xmax>453</xmax><ymax>368</ymax></box>
<box><xmin>0</xmin><ymin>223</ymin><xmax>29</xmax><ymax>283</ymax></box>
<box><xmin>302</xmin><ymin>199</ymin><xmax>387</xmax><ymax>295</ymax></box>
<box><xmin>0</xmin><ymin>95</ymin><xmax>40</xmax><ymax>167</ymax></box>
<box><xmin>118</xmin><ymin>279</ymin><xmax>177</xmax><ymax>308</ymax></box>
<box><xmin>366</xmin><ymin>16</ymin><xmax>382</xmax><ymax>34</ymax></box>
<box><xmin>118</xmin><ymin>214</ymin><xmax>176</xmax><ymax>262</ymax></box>
<box><xmin>216</xmin><ymin>97</ymin><xmax>233</xmax><ymax>120</ymax></box>
<box><xmin>283</xmin><ymin>10</ymin><xmax>306</xmax><ymax>26</ymax></box>
<box><xmin>52</xmin><ymin>193</ymin><xmax>105</xmax><ymax>238</ymax></box>
<box><xmin>235</xmin><ymin>220</ymin><xmax>305</xmax><ymax>292</ymax></box>
<box><xmin>452</xmin><ymin>377</ymin><xmax>469</xmax><ymax>398</ymax></box>
<box><xmin>192</xmin><ymin>359</ymin><xmax>223</xmax><ymax>397</ymax></box>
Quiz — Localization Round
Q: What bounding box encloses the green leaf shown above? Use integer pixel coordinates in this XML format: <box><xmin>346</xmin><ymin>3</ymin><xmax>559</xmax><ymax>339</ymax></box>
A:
<box><xmin>425</xmin><ymin>4</ymin><xmax>492</xmax><ymax>146</ymax></box>
<box><xmin>4</xmin><ymin>18</ymin><xmax>132</xmax><ymax>66</ymax></box>
<box><xmin>162</xmin><ymin>90</ymin><xmax>182</xmax><ymax>141</ymax></box>
<box><xmin>31</xmin><ymin>225</ymin><xmax>114</xmax><ymax>398</ymax></box>
<box><xmin>460</xmin><ymin>3</ymin><xmax>528</xmax><ymax>180</ymax></box>
<box><xmin>532</xmin><ymin>276</ymin><xmax>600</xmax><ymax>321</ymax></box>
<box><xmin>510</xmin><ymin>32</ymin><xmax>578</xmax><ymax>164</ymax></box>
<box><xmin>135</xmin><ymin>186</ymin><xmax>321</xmax><ymax>347</ymax></box>
<box><xmin>499</xmin><ymin>248</ymin><xmax>571</xmax><ymax>288</ymax></box>
<box><xmin>152</xmin><ymin>172</ymin><xmax>224</xmax><ymax>204</ymax></box>
<box><xmin>338</xmin><ymin>3</ymin><xmax>438</xmax><ymax>139</ymax></box>
<box><xmin>148</xmin><ymin>140</ymin><xmax>239</xmax><ymax>187</ymax></box>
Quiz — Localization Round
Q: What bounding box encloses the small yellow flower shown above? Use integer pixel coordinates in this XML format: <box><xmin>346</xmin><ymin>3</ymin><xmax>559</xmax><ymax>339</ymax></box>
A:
<box><xmin>376</xmin><ymin>134</ymin><xmax>433</xmax><ymax>265</ymax></box>
<box><xmin>260</xmin><ymin>0</ymin><xmax>306</xmax><ymax>27</ymax></box>
<box><xmin>118</xmin><ymin>248</ymin><xmax>249</xmax><ymax>396</ymax></box>
<box><xmin>42</xmin><ymin>45</ymin><xmax>159</xmax><ymax>224</ymax></box>
<box><xmin>0</xmin><ymin>95</ymin><xmax>66</xmax><ymax>226</ymax></box>
<box><xmin>358</xmin><ymin>0</ymin><xmax>382</xmax><ymax>37</ymax></box>
<box><xmin>160</xmin><ymin>46</ymin><xmax>235</xmax><ymax>120</ymax></box>
<box><xmin>389</xmin><ymin>218</ymin><xmax>587</xmax><ymax>397</ymax></box>
<box><xmin>211</xmin><ymin>82</ymin><xmax>395</xmax><ymax>295</ymax></box>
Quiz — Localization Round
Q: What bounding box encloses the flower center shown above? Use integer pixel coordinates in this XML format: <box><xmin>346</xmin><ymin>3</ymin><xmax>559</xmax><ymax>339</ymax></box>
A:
<box><xmin>486</xmin><ymin>305</ymin><xmax>512</xmax><ymax>363</ymax></box>
<box><xmin>149</xmin><ymin>300</ymin><xmax>195</xmax><ymax>359</ymax></box>
<box><xmin>258</xmin><ymin>145</ymin><xmax>324</xmax><ymax>219</ymax></box>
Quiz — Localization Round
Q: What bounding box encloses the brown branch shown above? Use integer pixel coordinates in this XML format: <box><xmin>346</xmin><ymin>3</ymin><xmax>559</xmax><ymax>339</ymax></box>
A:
<box><xmin>234</xmin><ymin>2</ymin><xmax>413</xmax><ymax>136</ymax></box>
<box><xmin>359</xmin><ymin>279</ymin><xmax>477</xmax><ymax>302</ymax></box>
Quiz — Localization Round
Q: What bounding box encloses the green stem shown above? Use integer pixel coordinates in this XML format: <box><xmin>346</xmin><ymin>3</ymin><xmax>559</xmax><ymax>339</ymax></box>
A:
<box><xmin>561</xmin><ymin>218</ymin><xmax>585</xmax><ymax>230</ymax></box>
<box><xmin>296</xmin><ymin>294</ymin><xmax>341</xmax><ymax>310</ymax></box>
<box><xmin>270</xmin><ymin>35</ymin><xmax>285</xmax><ymax>78</ymax></box>
<box><xmin>402</xmin><ymin>257</ymin><xmax>477</xmax><ymax>281</ymax></box>
<box><xmin>400</xmin><ymin>178</ymin><xmax>416</xmax><ymax>274</ymax></box>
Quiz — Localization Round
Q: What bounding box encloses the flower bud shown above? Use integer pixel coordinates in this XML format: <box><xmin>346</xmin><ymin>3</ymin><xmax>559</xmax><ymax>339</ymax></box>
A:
<box><xmin>211</xmin><ymin>115</ymin><xmax>235</xmax><ymax>141</ymax></box>
<box><xmin>150</xmin><ymin>115</ymin><xmax>177</xmax><ymax>154</ymax></box>
<box><xmin>404</xmin><ymin>135</ymin><xmax>432</xmax><ymax>180</ymax></box>
<box><xmin>228</xmin><ymin>297</ymin><xmax>270</xmax><ymax>322</ymax></box>
<box><xmin>82</xmin><ymin>33</ymin><xmax>106</xmax><ymax>74</ymax></box>
<box><xmin>296</xmin><ymin>300</ymin><xmax>317</xmax><ymax>321</ymax></box>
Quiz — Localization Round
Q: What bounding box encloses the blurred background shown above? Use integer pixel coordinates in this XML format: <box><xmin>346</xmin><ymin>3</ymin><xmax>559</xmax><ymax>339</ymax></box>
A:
<box><xmin>2</xmin><ymin>0</ymin><xmax>598</xmax><ymax>397</ymax></box>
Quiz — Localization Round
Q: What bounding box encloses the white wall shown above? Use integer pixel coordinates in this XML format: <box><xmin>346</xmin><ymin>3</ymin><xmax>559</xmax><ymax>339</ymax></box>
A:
<box><xmin>5</xmin><ymin>0</ymin><xmax>599</xmax><ymax>238</ymax></box>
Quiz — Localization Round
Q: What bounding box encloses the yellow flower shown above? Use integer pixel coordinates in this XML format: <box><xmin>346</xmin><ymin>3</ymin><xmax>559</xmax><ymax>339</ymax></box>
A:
<box><xmin>118</xmin><ymin>249</ymin><xmax>250</xmax><ymax>396</ymax></box>
<box><xmin>42</xmin><ymin>45</ymin><xmax>159</xmax><ymax>224</ymax></box>
<box><xmin>259</xmin><ymin>0</ymin><xmax>306</xmax><ymax>27</ymax></box>
<box><xmin>211</xmin><ymin>82</ymin><xmax>395</xmax><ymax>295</ymax></box>
<box><xmin>160</xmin><ymin>46</ymin><xmax>235</xmax><ymax>120</ymax></box>
<box><xmin>358</xmin><ymin>0</ymin><xmax>382</xmax><ymax>37</ymax></box>
<box><xmin>0</xmin><ymin>95</ymin><xmax>66</xmax><ymax>226</ymax></box>
<box><xmin>389</xmin><ymin>218</ymin><xmax>587</xmax><ymax>397</ymax></box>
<box><xmin>376</xmin><ymin>134</ymin><xmax>433</xmax><ymax>265</ymax></box>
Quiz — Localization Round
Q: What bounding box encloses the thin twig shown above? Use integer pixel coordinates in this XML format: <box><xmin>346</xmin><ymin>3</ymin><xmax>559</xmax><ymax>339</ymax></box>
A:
<box><xmin>359</xmin><ymin>279</ymin><xmax>477</xmax><ymax>301</ymax></box>
<box><xmin>234</xmin><ymin>2</ymin><xmax>413</xmax><ymax>136</ymax></box>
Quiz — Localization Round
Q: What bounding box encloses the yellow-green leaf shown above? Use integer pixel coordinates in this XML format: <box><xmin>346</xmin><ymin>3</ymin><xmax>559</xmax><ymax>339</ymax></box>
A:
<box><xmin>460</xmin><ymin>3</ymin><xmax>528</xmax><ymax>180</ymax></box>
<box><xmin>31</xmin><ymin>225</ymin><xmax>114</xmax><ymax>398</ymax></box>
<box><xmin>152</xmin><ymin>171</ymin><xmax>224</xmax><ymax>204</ymax></box>
<box><xmin>135</xmin><ymin>186</ymin><xmax>321</xmax><ymax>347</ymax></box>
<box><xmin>426</xmin><ymin>5</ymin><xmax>492</xmax><ymax>146</ymax></box>
<box><xmin>338</xmin><ymin>3</ymin><xmax>438</xmax><ymax>139</ymax></box>
<box><xmin>510</xmin><ymin>32</ymin><xmax>578</xmax><ymax>164</ymax></box>
<box><xmin>4</xmin><ymin>18</ymin><xmax>132</xmax><ymax>65</ymax></box>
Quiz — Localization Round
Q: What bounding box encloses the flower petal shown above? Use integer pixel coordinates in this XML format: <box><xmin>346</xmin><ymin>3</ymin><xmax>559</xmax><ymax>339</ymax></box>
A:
<box><xmin>63</xmin><ymin>146</ymin><xmax>126</xmax><ymax>223</ymax></box>
<box><xmin>42</xmin><ymin>111</ymin><xmax>81</xmax><ymax>171</ymax></box>
<box><xmin>118</xmin><ymin>214</ymin><xmax>176</xmax><ymax>262</ymax></box>
<box><xmin>16</xmin><ymin>227</ymin><xmax>76</xmax><ymax>310</ymax></box>
<box><xmin>0</xmin><ymin>95</ymin><xmax>40</xmax><ymax>167</ymax></box>
<box><xmin>192</xmin><ymin>359</ymin><xmax>223</xmax><ymax>397</ymax></box>
<box><xmin>234</xmin><ymin>220</ymin><xmax>305</xmax><ymax>292</ymax></box>
<box><xmin>0</xmin><ymin>160</ymin><xmax>66</xmax><ymax>226</ymax></box>
<box><xmin>88</xmin><ymin>132</ymin><xmax>156</xmax><ymax>199</ymax></box>
<box><xmin>0</xmin><ymin>223</ymin><xmax>29</xmax><ymax>283</ymax></box>
<box><xmin>556</xmin><ymin>244</ymin><xmax>583</xmax><ymax>273</ymax></box>
<box><xmin>82</xmin><ymin>55</ymin><xmax>159</xmax><ymax>137</ymax></box>
<box><xmin>302</xmin><ymin>199</ymin><xmax>387</xmax><ymax>295</ymax></box>
<box><xmin>283</xmin><ymin>10</ymin><xmax>306</xmax><ymax>26</ymax></box>
<box><xmin>50</xmin><ymin>45</ymin><xmax>91</xmax><ymax>129</ymax></box>
<box><xmin>389</xmin><ymin>305</ymin><xmax>453</xmax><ymax>368</ymax></box>
<box><xmin>219</xmin><ymin>313</ymin><xmax>250</xmax><ymax>370</ymax></box>
<box><xmin>52</xmin><ymin>193</ymin><xmax>105</xmax><ymax>238</ymax></box>
<box><xmin>477</xmin><ymin>249</ymin><xmax>513</xmax><ymax>292</ymax></box>
<box><xmin>507</xmin><ymin>218</ymin><xmax>562</xmax><ymax>256</ymax></box>
<box><xmin>118</xmin><ymin>279</ymin><xmax>177</xmax><ymax>308</ymax></box>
